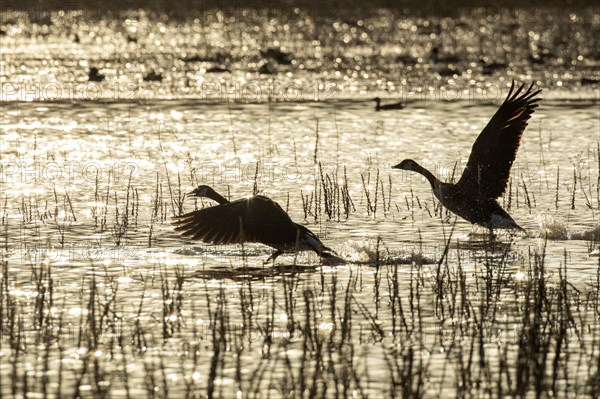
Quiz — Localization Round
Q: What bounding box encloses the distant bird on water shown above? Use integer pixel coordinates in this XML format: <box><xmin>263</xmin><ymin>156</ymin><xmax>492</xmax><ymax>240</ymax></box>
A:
<box><xmin>393</xmin><ymin>81</ymin><xmax>542</xmax><ymax>232</ymax></box>
<box><xmin>374</xmin><ymin>97</ymin><xmax>405</xmax><ymax>111</ymax></box>
<box><xmin>258</xmin><ymin>62</ymin><xmax>276</xmax><ymax>75</ymax></box>
<box><xmin>173</xmin><ymin>185</ymin><xmax>335</xmax><ymax>263</ymax></box>
<box><xmin>88</xmin><ymin>67</ymin><xmax>105</xmax><ymax>82</ymax></box>
<box><xmin>260</xmin><ymin>48</ymin><xmax>292</xmax><ymax>65</ymax></box>
<box><xmin>205</xmin><ymin>66</ymin><xmax>231</xmax><ymax>73</ymax></box>
<box><xmin>143</xmin><ymin>71</ymin><xmax>163</xmax><ymax>82</ymax></box>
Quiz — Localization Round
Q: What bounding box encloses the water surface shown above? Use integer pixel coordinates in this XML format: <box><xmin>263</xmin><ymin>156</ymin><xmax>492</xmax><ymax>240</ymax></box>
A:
<box><xmin>1</xmin><ymin>6</ymin><xmax>599</xmax><ymax>399</ymax></box>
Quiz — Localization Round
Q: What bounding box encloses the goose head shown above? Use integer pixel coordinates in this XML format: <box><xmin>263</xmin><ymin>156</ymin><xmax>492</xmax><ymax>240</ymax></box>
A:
<box><xmin>187</xmin><ymin>185</ymin><xmax>214</xmax><ymax>198</ymax></box>
<box><xmin>393</xmin><ymin>159</ymin><xmax>417</xmax><ymax>171</ymax></box>
<box><xmin>187</xmin><ymin>185</ymin><xmax>229</xmax><ymax>204</ymax></box>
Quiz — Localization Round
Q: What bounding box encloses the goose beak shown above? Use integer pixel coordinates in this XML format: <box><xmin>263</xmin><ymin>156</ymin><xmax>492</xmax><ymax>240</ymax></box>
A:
<box><xmin>186</xmin><ymin>191</ymin><xmax>196</xmax><ymax>197</ymax></box>
<box><xmin>392</xmin><ymin>163</ymin><xmax>401</xmax><ymax>169</ymax></box>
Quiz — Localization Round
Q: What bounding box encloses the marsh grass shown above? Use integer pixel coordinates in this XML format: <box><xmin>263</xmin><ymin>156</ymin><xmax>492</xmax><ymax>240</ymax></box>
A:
<box><xmin>1</xmin><ymin>109</ymin><xmax>599</xmax><ymax>399</ymax></box>
<box><xmin>1</xmin><ymin>226</ymin><xmax>599</xmax><ymax>398</ymax></box>
<box><xmin>1</xmin><ymin>6</ymin><xmax>600</xmax><ymax>396</ymax></box>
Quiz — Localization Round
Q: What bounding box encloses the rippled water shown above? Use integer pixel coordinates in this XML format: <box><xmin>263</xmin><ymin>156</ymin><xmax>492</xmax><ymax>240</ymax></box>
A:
<box><xmin>1</xmin><ymin>5</ymin><xmax>600</xmax><ymax>399</ymax></box>
<box><xmin>1</xmin><ymin>6</ymin><xmax>600</xmax><ymax>101</ymax></box>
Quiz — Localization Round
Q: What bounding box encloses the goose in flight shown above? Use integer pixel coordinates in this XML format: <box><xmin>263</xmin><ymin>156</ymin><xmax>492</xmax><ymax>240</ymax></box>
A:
<box><xmin>173</xmin><ymin>185</ymin><xmax>335</xmax><ymax>262</ymax></box>
<box><xmin>393</xmin><ymin>81</ymin><xmax>542</xmax><ymax>231</ymax></box>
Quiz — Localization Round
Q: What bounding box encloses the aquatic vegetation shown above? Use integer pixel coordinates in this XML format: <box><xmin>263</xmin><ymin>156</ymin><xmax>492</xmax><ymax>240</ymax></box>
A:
<box><xmin>1</xmin><ymin>3</ymin><xmax>599</xmax><ymax>398</ymax></box>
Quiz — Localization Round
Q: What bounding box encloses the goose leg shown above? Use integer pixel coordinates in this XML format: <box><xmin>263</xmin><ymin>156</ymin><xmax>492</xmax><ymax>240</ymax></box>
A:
<box><xmin>264</xmin><ymin>249</ymin><xmax>284</xmax><ymax>264</ymax></box>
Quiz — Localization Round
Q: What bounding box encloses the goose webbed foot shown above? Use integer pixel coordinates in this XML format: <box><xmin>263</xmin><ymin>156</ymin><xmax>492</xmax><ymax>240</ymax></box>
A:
<box><xmin>264</xmin><ymin>249</ymin><xmax>284</xmax><ymax>264</ymax></box>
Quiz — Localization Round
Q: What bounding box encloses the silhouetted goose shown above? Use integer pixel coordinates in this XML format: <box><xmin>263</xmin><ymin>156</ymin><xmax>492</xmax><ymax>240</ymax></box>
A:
<box><xmin>206</xmin><ymin>66</ymin><xmax>231</xmax><ymax>73</ymax></box>
<box><xmin>430</xmin><ymin>47</ymin><xmax>460</xmax><ymax>65</ymax></box>
<box><xmin>180</xmin><ymin>53</ymin><xmax>228</xmax><ymax>64</ymax></box>
<box><xmin>393</xmin><ymin>81</ymin><xmax>542</xmax><ymax>231</ymax></box>
<box><xmin>374</xmin><ymin>97</ymin><xmax>405</xmax><ymax>111</ymax></box>
<box><xmin>396</xmin><ymin>54</ymin><xmax>417</xmax><ymax>66</ymax></box>
<box><xmin>88</xmin><ymin>67</ymin><xmax>105</xmax><ymax>82</ymax></box>
<box><xmin>143</xmin><ymin>71</ymin><xmax>163</xmax><ymax>82</ymax></box>
<box><xmin>180</xmin><ymin>55</ymin><xmax>205</xmax><ymax>63</ymax></box>
<box><xmin>581</xmin><ymin>77</ymin><xmax>600</xmax><ymax>86</ymax></box>
<box><xmin>173</xmin><ymin>185</ymin><xmax>335</xmax><ymax>262</ymax></box>
<box><xmin>258</xmin><ymin>62</ymin><xmax>276</xmax><ymax>75</ymax></box>
<box><xmin>260</xmin><ymin>48</ymin><xmax>292</xmax><ymax>65</ymax></box>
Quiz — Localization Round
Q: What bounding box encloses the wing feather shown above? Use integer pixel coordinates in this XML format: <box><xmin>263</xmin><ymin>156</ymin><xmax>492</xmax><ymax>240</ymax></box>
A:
<box><xmin>172</xmin><ymin>195</ymin><xmax>302</xmax><ymax>246</ymax></box>
<box><xmin>456</xmin><ymin>81</ymin><xmax>542</xmax><ymax>199</ymax></box>
<box><xmin>172</xmin><ymin>200</ymin><xmax>243</xmax><ymax>244</ymax></box>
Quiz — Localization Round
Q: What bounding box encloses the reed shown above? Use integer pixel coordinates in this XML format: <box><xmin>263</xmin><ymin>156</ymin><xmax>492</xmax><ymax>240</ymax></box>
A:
<box><xmin>1</xmin><ymin>130</ymin><xmax>599</xmax><ymax>399</ymax></box>
<box><xmin>596</xmin><ymin>141</ymin><xmax>600</xmax><ymax>209</ymax></box>
<box><xmin>313</xmin><ymin>118</ymin><xmax>320</xmax><ymax>164</ymax></box>
<box><xmin>571</xmin><ymin>166</ymin><xmax>577</xmax><ymax>209</ymax></box>
<box><xmin>555</xmin><ymin>166</ymin><xmax>560</xmax><ymax>210</ymax></box>
<box><xmin>1</xmin><ymin>237</ymin><xmax>598</xmax><ymax>398</ymax></box>
<box><xmin>363</xmin><ymin>168</ymin><xmax>392</xmax><ymax>219</ymax></box>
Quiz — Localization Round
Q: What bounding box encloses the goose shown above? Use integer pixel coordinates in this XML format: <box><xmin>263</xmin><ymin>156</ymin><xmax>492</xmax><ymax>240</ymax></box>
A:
<box><xmin>173</xmin><ymin>185</ymin><xmax>335</xmax><ymax>262</ymax></box>
<box><xmin>206</xmin><ymin>66</ymin><xmax>231</xmax><ymax>73</ymax></box>
<box><xmin>88</xmin><ymin>67</ymin><xmax>105</xmax><ymax>82</ymax></box>
<box><xmin>258</xmin><ymin>62</ymin><xmax>277</xmax><ymax>75</ymax></box>
<box><xmin>374</xmin><ymin>97</ymin><xmax>405</xmax><ymax>111</ymax></box>
<box><xmin>581</xmin><ymin>77</ymin><xmax>600</xmax><ymax>86</ymax></box>
<box><xmin>143</xmin><ymin>71</ymin><xmax>163</xmax><ymax>82</ymax></box>
<box><xmin>260</xmin><ymin>48</ymin><xmax>292</xmax><ymax>65</ymax></box>
<box><xmin>393</xmin><ymin>81</ymin><xmax>542</xmax><ymax>232</ymax></box>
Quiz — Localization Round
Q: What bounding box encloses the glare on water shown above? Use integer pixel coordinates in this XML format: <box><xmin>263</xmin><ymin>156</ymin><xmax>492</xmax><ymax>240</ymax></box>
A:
<box><xmin>1</xmin><ymin>4</ymin><xmax>599</xmax><ymax>399</ymax></box>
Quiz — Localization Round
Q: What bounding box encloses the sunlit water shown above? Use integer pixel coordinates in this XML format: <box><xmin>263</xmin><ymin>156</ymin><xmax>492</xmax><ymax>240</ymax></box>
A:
<box><xmin>1</xmin><ymin>6</ymin><xmax>599</xmax><ymax>399</ymax></box>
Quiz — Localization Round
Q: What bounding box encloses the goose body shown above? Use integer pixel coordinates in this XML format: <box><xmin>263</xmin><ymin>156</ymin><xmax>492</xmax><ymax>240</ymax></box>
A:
<box><xmin>88</xmin><ymin>67</ymin><xmax>105</xmax><ymax>82</ymax></box>
<box><xmin>430</xmin><ymin>47</ymin><xmax>460</xmax><ymax>65</ymax></box>
<box><xmin>393</xmin><ymin>82</ymin><xmax>542</xmax><ymax>231</ymax></box>
<box><xmin>374</xmin><ymin>97</ymin><xmax>405</xmax><ymax>111</ymax></box>
<box><xmin>260</xmin><ymin>48</ymin><xmax>292</xmax><ymax>65</ymax></box>
<box><xmin>143</xmin><ymin>71</ymin><xmax>163</xmax><ymax>82</ymax></box>
<box><xmin>173</xmin><ymin>185</ymin><xmax>334</xmax><ymax>262</ymax></box>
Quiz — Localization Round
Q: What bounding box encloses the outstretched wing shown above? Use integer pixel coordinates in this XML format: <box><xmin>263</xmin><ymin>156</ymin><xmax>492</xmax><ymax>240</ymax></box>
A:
<box><xmin>172</xmin><ymin>198</ymin><xmax>248</xmax><ymax>245</ymax></box>
<box><xmin>172</xmin><ymin>196</ymin><xmax>301</xmax><ymax>246</ymax></box>
<box><xmin>240</xmin><ymin>196</ymin><xmax>303</xmax><ymax>245</ymax></box>
<box><xmin>456</xmin><ymin>81</ymin><xmax>542</xmax><ymax>199</ymax></box>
